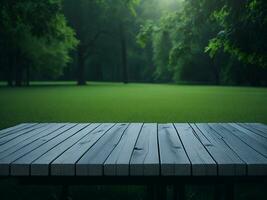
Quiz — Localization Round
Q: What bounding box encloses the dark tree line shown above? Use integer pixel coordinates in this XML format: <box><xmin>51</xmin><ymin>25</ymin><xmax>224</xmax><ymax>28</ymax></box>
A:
<box><xmin>0</xmin><ymin>0</ymin><xmax>266</xmax><ymax>86</ymax></box>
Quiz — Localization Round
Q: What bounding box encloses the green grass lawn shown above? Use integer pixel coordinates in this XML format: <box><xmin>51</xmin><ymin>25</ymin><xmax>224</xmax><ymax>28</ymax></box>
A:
<box><xmin>0</xmin><ymin>82</ymin><xmax>266</xmax><ymax>129</ymax></box>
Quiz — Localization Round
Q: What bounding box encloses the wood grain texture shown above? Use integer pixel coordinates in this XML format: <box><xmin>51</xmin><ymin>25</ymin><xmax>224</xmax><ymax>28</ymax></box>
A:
<box><xmin>51</xmin><ymin>123</ymin><xmax>114</xmax><ymax>176</ymax></box>
<box><xmin>0</xmin><ymin>123</ymin><xmax>66</xmax><ymax>160</ymax></box>
<box><xmin>0</xmin><ymin>124</ymin><xmax>76</xmax><ymax>176</ymax></box>
<box><xmin>209</xmin><ymin>123</ymin><xmax>267</xmax><ymax>176</ymax></box>
<box><xmin>244</xmin><ymin>123</ymin><xmax>267</xmax><ymax>136</ymax></box>
<box><xmin>192</xmin><ymin>123</ymin><xmax>246</xmax><ymax>176</ymax></box>
<box><xmin>0</xmin><ymin>123</ymin><xmax>47</xmax><ymax>146</ymax></box>
<box><xmin>238</xmin><ymin>123</ymin><xmax>267</xmax><ymax>139</ymax></box>
<box><xmin>10</xmin><ymin>124</ymin><xmax>88</xmax><ymax>176</ymax></box>
<box><xmin>223</xmin><ymin>123</ymin><xmax>267</xmax><ymax>157</ymax></box>
<box><xmin>0</xmin><ymin>123</ymin><xmax>266</xmax><ymax>177</ymax></box>
<box><xmin>0</xmin><ymin>123</ymin><xmax>38</xmax><ymax>139</ymax></box>
<box><xmin>104</xmin><ymin>123</ymin><xmax>143</xmax><ymax>176</ymax></box>
<box><xmin>31</xmin><ymin>123</ymin><xmax>100</xmax><ymax>176</ymax></box>
<box><xmin>130</xmin><ymin>123</ymin><xmax>159</xmax><ymax>176</ymax></box>
<box><xmin>76</xmin><ymin>123</ymin><xmax>129</xmax><ymax>176</ymax></box>
<box><xmin>174</xmin><ymin>123</ymin><xmax>217</xmax><ymax>176</ymax></box>
<box><xmin>0</xmin><ymin>124</ymin><xmax>54</xmax><ymax>154</ymax></box>
<box><xmin>158</xmin><ymin>124</ymin><xmax>191</xmax><ymax>176</ymax></box>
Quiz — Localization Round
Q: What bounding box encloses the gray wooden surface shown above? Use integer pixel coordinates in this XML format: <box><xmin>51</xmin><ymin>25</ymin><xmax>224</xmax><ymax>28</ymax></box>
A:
<box><xmin>0</xmin><ymin>123</ymin><xmax>267</xmax><ymax>176</ymax></box>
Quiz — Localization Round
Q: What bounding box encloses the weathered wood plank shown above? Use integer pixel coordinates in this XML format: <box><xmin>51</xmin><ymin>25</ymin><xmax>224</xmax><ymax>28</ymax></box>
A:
<box><xmin>245</xmin><ymin>123</ymin><xmax>267</xmax><ymax>135</ymax></box>
<box><xmin>130</xmin><ymin>123</ymin><xmax>159</xmax><ymax>176</ymax></box>
<box><xmin>104</xmin><ymin>123</ymin><xmax>143</xmax><ymax>176</ymax></box>
<box><xmin>174</xmin><ymin>123</ymin><xmax>217</xmax><ymax>176</ymax></box>
<box><xmin>0</xmin><ymin>123</ymin><xmax>47</xmax><ymax>145</ymax></box>
<box><xmin>209</xmin><ymin>123</ymin><xmax>267</xmax><ymax>176</ymax></box>
<box><xmin>0</xmin><ymin>124</ymin><xmax>54</xmax><ymax>153</ymax></box>
<box><xmin>0</xmin><ymin>123</ymin><xmax>66</xmax><ymax>159</ymax></box>
<box><xmin>51</xmin><ymin>123</ymin><xmax>114</xmax><ymax>176</ymax></box>
<box><xmin>192</xmin><ymin>123</ymin><xmax>246</xmax><ymax>176</ymax></box>
<box><xmin>0</xmin><ymin>123</ymin><xmax>27</xmax><ymax>134</ymax></box>
<box><xmin>1</xmin><ymin>122</ymin><xmax>267</xmax><ymax>177</ymax></box>
<box><xmin>238</xmin><ymin>123</ymin><xmax>267</xmax><ymax>139</ymax></box>
<box><xmin>0</xmin><ymin>123</ymin><xmax>37</xmax><ymax>138</ymax></box>
<box><xmin>223</xmin><ymin>123</ymin><xmax>267</xmax><ymax>157</ymax></box>
<box><xmin>76</xmin><ymin>123</ymin><xmax>129</xmax><ymax>176</ymax></box>
<box><xmin>10</xmin><ymin>124</ymin><xmax>88</xmax><ymax>176</ymax></box>
<box><xmin>31</xmin><ymin>123</ymin><xmax>101</xmax><ymax>176</ymax></box>
<box><xmin>158</xmin><ymin>124</ymin><xmax>191</xmax><ymax>176</ymax></box>
<box><xmin>231</xmin><ymin>123</ymin><xmax>267</xmax><ymax>147</ymax></box>
<box><xmin>0</xmin><ymin>124</ymin><xmax>76</xmax><ymax>176</ymax></box>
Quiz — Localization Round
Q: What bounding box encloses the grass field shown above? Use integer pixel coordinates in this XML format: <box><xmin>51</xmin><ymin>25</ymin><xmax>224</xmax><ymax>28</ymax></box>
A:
<box><xmin>0</xmin><ymin>82</ymin><xmax>267</xmax><ymax>129</ymax></box>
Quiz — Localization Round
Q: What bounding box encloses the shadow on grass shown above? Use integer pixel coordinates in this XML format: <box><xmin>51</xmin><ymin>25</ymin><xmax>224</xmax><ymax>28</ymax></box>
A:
<box><xmin>0</xmin><ymin>81</ymin><xmax>127</xmax><ymax>89</ymax></box>
<box><xmin>0</xmin><ymin>82</ymin><xmax>127</xmax><ymax>89</ymax></box>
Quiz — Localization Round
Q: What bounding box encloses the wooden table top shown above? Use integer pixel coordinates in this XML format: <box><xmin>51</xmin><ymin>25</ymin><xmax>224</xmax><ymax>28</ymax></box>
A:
<box><xmin>0</xmin><ymin>123</ymin><xmax>266</xmax><ymax>177</ymax></box>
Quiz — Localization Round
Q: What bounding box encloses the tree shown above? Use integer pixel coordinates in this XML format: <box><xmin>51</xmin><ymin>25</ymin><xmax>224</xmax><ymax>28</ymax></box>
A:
<box><xmin>137</xmin><ymin>0</ymin><xmax>267</xmax><ymax>86</ymax></box>
<box><xmin>137</xmin><ymin>0</ymin><xmax>217</xmax><ymax>83</ymax></box>
<box><xmin>63</xmin><ymin>0</ymin><xmax>140</xmax><ymax>85</ymax></box>
<box><xmin>0</xmin><ymin>0</ymin><xmax>78</xmax><ymax>86</ymax></box>
<box><xmin>2</xmin><ymin>0</ymin><xmax>265</xmax><ymax>86</ymax></box>
<box><xmin>106</xmin><ymin>0</ymin><xmax>133</xmax><ymax>84</ymax></box>
<box><xmin>206</xmin><ymin>0</ymin><xmax>267</xmax><ymax>68</ymax></box>
<box><xmin>63</xmin><ymin>0</ymin><xmax>109</xmax><ymax>85</ymax></box>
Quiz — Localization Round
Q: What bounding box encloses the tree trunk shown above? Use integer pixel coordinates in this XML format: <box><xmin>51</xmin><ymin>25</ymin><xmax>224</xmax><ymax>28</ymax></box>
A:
<box><xmin>119</xmin><ymin>23</ymin><xmax>128</xmax><ymax>84</ymax></box>
<box><xmin>15</xmin><ymin>51</ymin><xmax>23</xmax><ymax>87</ymax></box>
<box><xmin>77</xmin><ymin>46</ymin><xmax>86</xmax><ymax>85</ymax></box>
<box><xmin>96</xmin><ymin>63</ymin><xmax>103</xmax><ymax>81</ymax></box>
<box><xmin>15</xmin><ymin>67</ymin><xmax>23</xmax><ymax>86</ymax></box>
<box><xmin>25</xmin><ymin>65</ymin><xmax>30</xmax><ymax>86</ymax></box>
<box><xmin>7</xmin><ymin>55</ymin><xmax>14</xmax><ymax>87</ymax></box>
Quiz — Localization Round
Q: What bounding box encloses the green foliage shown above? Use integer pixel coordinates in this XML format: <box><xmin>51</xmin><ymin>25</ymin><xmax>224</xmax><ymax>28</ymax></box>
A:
<box><xmin>63</xmin><ymin>0</ymin><xmax>141</xmax><ymax>84</ymax></box>
<box><xmin>136</xmin><ymin>21</ymin><xmax>156</xmax><ymax>48</ymax></box>
<box><xmin>152</xmin><ymin>30</ymin><xmax>173</xmax><ymax>82</ymax></box>
<box><xmin>136</xmin><ymin>0</ymin><xmax>267</xmax><ymax>85</ymax></box>
<box><xmin>205</xmin><ymin>38</ymin><xmax>223</xmax><ymax>58</ymax></box>
<box><xmin>20</xmin><ymin>14</ymin><xmax>78</xmax><ymax>77</ymax></box>
<box><xmin>139</xmin><ymin>0</ymin><xmax>219</xmax><ymax>82</ymax></box>
<box><xmin>126</xmin><ymin>0</ymin><xmax>141</xmax><ymax>16</ymax></box>
<box><xmin>0</xmin><ymin>0</ymin><xmax>78</xmax><ymax>84</ymax></box>
<box><xmin>206</xmin><ymin>0</ymin><xmax>267</xmax><ymax>68</ymax></box>
<box><xmin>1</xmin><ymin>0</ymin><xmax>266</xmax><ymax>86</ymax></box>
